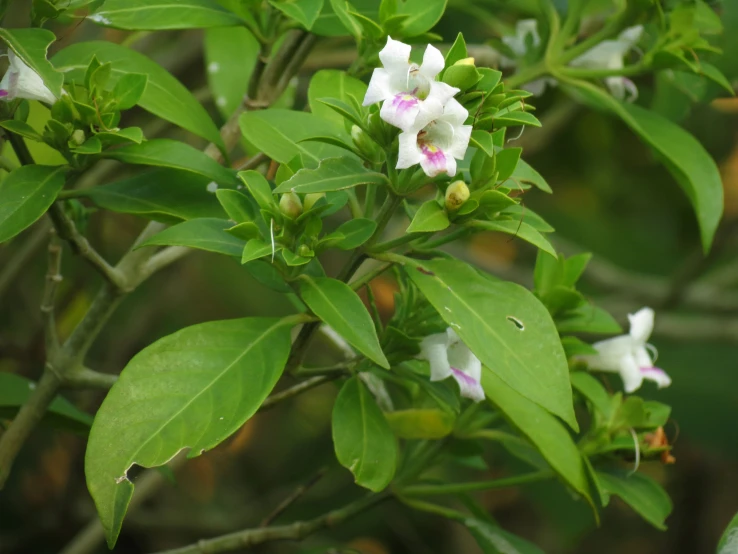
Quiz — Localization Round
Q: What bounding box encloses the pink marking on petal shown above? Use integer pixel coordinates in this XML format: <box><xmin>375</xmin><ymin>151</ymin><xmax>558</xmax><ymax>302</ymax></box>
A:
<box><xmin>640</xmin><ymin>366</ymin><xmax>672</xmax><ymax>388</ymax></box>
<box><xmin>421</xmin><ymin>144</ymin><xmax>446</xmax><ymax>172</ymax></box>
<box><xmin>390</xmin><ymin>93</ymin><xmax>419</xmax><ymax>115</ymax></box>
<box><xmin>0</xmin><ymin>90</ymin><xmax>8</xmax><ymax>97</ymax></box>
<box><xmin>450</xmin><ymin>367</ymin><xmax>478</xmax><ymax>388</ymax></box>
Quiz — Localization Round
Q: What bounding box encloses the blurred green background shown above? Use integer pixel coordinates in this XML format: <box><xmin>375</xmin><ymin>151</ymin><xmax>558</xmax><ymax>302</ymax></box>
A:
<box><xmin>1</xmin><ymin>1</ymin><xmax>737</xmax><ymax>553</ymax></box>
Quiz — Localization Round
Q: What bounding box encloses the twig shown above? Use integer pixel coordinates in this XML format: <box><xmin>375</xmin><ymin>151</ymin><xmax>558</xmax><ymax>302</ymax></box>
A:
<box><xmin>398</xmin><ymin>469</ymin><xmax>553</xmax><ymax>496</ymax></box>
<box><xmin>259</xmin><ymin>375</ymin><xmax>337</xmax><ymax>412</ymax></box>
<box><xmin>260</xmin><ymin>468</ymin><xmax>327</xmax><ymax>527</ymax></box>
<box><xmin>63</xmin><ymin>367</ymin><xmax>118</xmax><ymax>389</ymax></box>
<box><xmin>40</xmin><ymin>231</ymin><xmax>63</xmax><ymax>352</ymax></box>
<box><xmin>0</xmin><ymin>219</ymin><xmax>52</xmax><ymax>301</ymax></box>
<box><xmin>148</xmin><ymin>492</ymin><xmax>389</xmax><ymax>554</ymax></box>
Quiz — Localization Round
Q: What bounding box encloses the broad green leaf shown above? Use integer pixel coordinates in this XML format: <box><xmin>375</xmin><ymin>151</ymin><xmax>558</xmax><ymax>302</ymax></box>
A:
<box><xmin>239</xmin><ymin>109</ymin><xmax>351</xmax><ymax>164</ymax></box>
<box><xmin>718</xmin><ymin>511</ymin><xmax>738</xmax><ymax>553</ymax></box>
<box><xmin>595</xmin><ymin>470</ymin><xmax>672</xmax><ymax>530</ymax></box>
<box><xmin>270</xmin><ymin>0</ymin><xmax>325</xmax><ymax>29</ymax></box>
<box><xmin>79</xmin><ymin>169</ymin><xmax>224</xmax><ymax>222</ymax></box>
<box><xmin>298</xmin><ymin>276</ymin><xmax>389</xmax><ymax>368</ymax></box>
<box><xmin>642</xmin><ymin>401</ymin><xmax>671</xmax><ymax>429</ymax></box>
<box><xmin>385</xmin><ymin>409</ymin><xmax>454</xmax><ymax>439</ymax></box>
<box><xmin>321</xmin><ymin>218</ymin><xmax>376</xmax><ymax>249</ymax></box>
<box><xmin>445</xmin><ymin>33</ymin><xmax>469</xmax><ymax>67</ymax></box>
<box><xmin>0</xmin><ymin>165</ymin><xmax>66</xmax><ymax>243</ymax></box>
<box><xmin>102</xmin><ymin>139</ymin><xmax>238</xmax><ymax>186</ymax></box>
<box><xmin>495</xmin><ymin>148</ymin><xmax>521</xmax><ymax>182</ymax></box>
<box><xmin>407</xmin><ymin>201</ymin><xmax>450</xmax><ymax>233</ymax></box>
<box><xmin>53</xmin><ymin>41</ymin><xmax>223</xmax><ymax>148</ymax></box>
<box><xmin>204</xmin><ymin>26</ymin><xmax>259</xmax><ymax>117</ymax></box>
<box><xmin>504</xmin><ymin>158</ymin><xmax>552</xmax><ymax>193</ymax></box>
<box><xmin>698</xmin><ymin>63</ymin><xmax>735</xmax><ymax>96</ymax></box>
<box><xmin>85</xmin><ymin>317</ymin><xmax>294</xmax><ymax>547</ymax></box>
<box><xmin>405</xmin><ymin>258</ymin><xmax>577</xmax><ymax>428</ymax></box>
<box><xmin>464</xmin><ymin>518</ymin><xmax>545</xmax><ymax>554</ymax></box>
<box><xmin>112</xmin><ymin>73</ymin><xmax>148</xmax><ymax>110</ymax></box>
<box><xmin>139</xmin><ymin>218</ymin><xmax>244</xmax><ymax>257</ymax></box>
<box><xmin>0</xmin><ymin>372</ymin><xmax>93</xmax><ymax>434</ymax></box>
<box><xmin>570</xmin><ymin>372</ymin><xmax>613</xmax><ymax>420</ymax></box>
<box><xmin>482</xmin><ymin>370</ymin><xmax>592</xmax><ymax>504</ymax></box>
<box><xmin>96</xmin><ymin>127</ymin><xmax>145</xmax><ymax>146</ymax></box>
<box><xmin>274</xmin><ymin>157</ymin><xmax>387</xmax><ymax>193</ymax></box>
<box><xmin>216</xmin><ymin>189</ymin><xmax>256</xmax><ymax>223</ymax></box>
<box><xmin>0</xmin><ymin>28</ymin><xmax>64</xmax><ymax>97</ymax></box>
<box><xmin>395</xmin><ymin>0</ymin><xmax>446</xmax><ymax>35</ymax></box>
<box><xmin>570</xmin><ymin>81</ymin><xmax>723</xmax><ymax>251</ymax></box>
<box><xmin>241</xmin><ymin>239</ymin><xmax>279</xmax><ymax>264</ymax></box>
<box><xmin>472</xmin><ymin>220</ymin><xmax>556</xmax><ymax>258</ymax></box>
<box><xmin>88</xmin><ymin>0</ymin><xmax>243</xmax><ymax>29</ymax></box>
<box><xmin>238</xmin><ymin>170</ymin><xmax>277</xmax><ymax>210</ymax></box>
<box><xmin>556</xmin><ymin>304</ymin><xmax>622</xmax><ymax>335</ymax></box>
<box><xmin>226</xmin><ymin>222</ymin><xmax>260</xmax><ymax>241</ymax></box>
<box><xmin>308</xmin><ymin>69</ymin><xmax>367</xmax><ymax>124</ymax></box>
<box><xmin>332</xmin><ymin>376</ymin><xmax>397</xmax><ymax>491</ymax></box>
<box><xmin>0</xmin><ymin>120</ymin><xmax>44</xmax><ymax>142</ymax></box>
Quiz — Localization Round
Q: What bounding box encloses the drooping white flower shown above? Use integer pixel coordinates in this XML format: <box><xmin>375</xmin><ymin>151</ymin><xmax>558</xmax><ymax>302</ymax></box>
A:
<box><xmin>0</xmin><ymin>50</ymin><xmax>57</xmax><ymax>105</ymax></box>
<box><xmin>397</xmin><ymin>97</ymin><xmax>472</xmax><ymax>177</ymax></box>
<box><xmin>363</xmin><ymin>37</ymin><xmax>459</xmax><ymax>131</ymax></box>
<box><xmin>580</xmin><ymin>307</ymin><xmax>671</xmax><ymax>393</ymax></box>
<box><xmin>418</xmin><ymin>327</ymin><xmax>485</xmax><ymax>402</ymax></box>
<box><xmin>569</xmin><ymin>25</ymin><xmax>644</xmax><ymax>102</ymax></box>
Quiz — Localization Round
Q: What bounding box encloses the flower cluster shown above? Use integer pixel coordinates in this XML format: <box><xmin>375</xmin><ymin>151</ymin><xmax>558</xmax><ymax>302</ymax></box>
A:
<box><xmin>0</xmin><ymin>50</ymin><xmax>57</xmax><ymax>105</ymax></box>
<box><xmin>363</xmin><ymin>37</ymin><xmax>472</xmax><ymax>177</ymax></box>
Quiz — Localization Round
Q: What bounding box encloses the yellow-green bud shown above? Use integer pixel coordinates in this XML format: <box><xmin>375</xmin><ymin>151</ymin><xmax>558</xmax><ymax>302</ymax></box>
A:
<box><xmin>71</xmin><ymin>129</ymin><xmax>86</xmax><ymax>146</ymax></box>
<box><xmin>303</xmin><ymin>192</ymin><xmax>325</xmax><ymax>211</ymax></box>
<box><xmin>442</xmin><ymin>58</ymin><xmax>481</xmax><ymax>91</ymax></box>
<box><xmin>279</xmin><ymin>192</ymin><xmax>303</xmax><ymax>219</ymax></box>
<box><xmin>445</xmin><ymin>181</ymin><xmax>471</xmax><ymax>212</ymax></box>
<box><xmin>455</xmin><ymin>57</ymin><xmax>476</xmax><ymax>66</ymax></box>
<box><xmin>298</xmin><ymin>244</ymin><xmax>313</xmax><ymax>257</ymax></box>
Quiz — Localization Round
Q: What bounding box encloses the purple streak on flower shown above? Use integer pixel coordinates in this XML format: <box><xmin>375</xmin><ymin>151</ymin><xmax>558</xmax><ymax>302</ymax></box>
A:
<box><xmin>450</xmin><ymin>367</ymin><xmax>479</xmax><ymax>388</ymax></box>
<box><xmin>390</xmin><ymin>93</ymin><xmax>419</xmax><ymax>115</ymax></box>
<box><xmin>0</xmin><ymin>90</ymin><xmax>7</xmax><ymax>97</ymax></box>
<box><xmin>639</xmin><ymin>366</ymin><xmax>671</xmax><ymax>387</ymax></box>
<box><xmin>421</xmin><ymin>144</ymin><xmax>446</xmax><ymax>172</ymax></box>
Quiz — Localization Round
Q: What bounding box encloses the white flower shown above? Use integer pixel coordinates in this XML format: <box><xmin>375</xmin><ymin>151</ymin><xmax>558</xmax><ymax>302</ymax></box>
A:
<box><xmin>0</xmin><ymin>50</ymin><xmax>57</xmax><ymax>105</ymax></box>
<box><xmin>569</xmin><ymin>25</ymin><xmax>644</xmax><ymax>102</ymax></box>
<box><xmin>499</xmin><ymin>19</ymin><xmax>541</xmax><ymax>67</ymax></box>
<box><xmin>397</xmin><ymin>97</ymin><xmax>472</xmax><ymax>177</ymax></box>
<box><xmin>363</xmin><ymin>37</ymin><xmax>459</xmax><ymax>131</ymax></box>
<box><xmin>580</xmin><ymin>307</ymin><xmax>671</xmax><ymax>393</ymax></box>
<box><xmin>418</xmin><ymin>327</ymin><xmax>485</xmax><ymax>402</ymax></box>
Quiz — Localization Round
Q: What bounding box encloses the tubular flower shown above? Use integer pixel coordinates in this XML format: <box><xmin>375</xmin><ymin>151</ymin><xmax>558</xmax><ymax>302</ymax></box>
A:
<box><xmin>363</xmin><ymin>37</ymin><xmax>459</xmax><ymax>131</ymax></box>
<box><xmin>580</xmin><ymin>307</ymin><xmax>671</xmax><ymax>393</ymax></box>
<box><xmin>0</xmin><ymin>51</ymin><xmax>57</xmax><ymax>105</ymax></box>
<box><xmin>418</xmin><ymin>327</ymin><xmax>485</xmax><ymax>402</ymax></box>
<box><xmin>569</xmin><ymin>25</ymin><xmax>644</xmax><ymax>102</ymax></box>
<box><xmin>397</xmin><ymin>97</ymin><xmax>472</xmax><ymax>177</ymax></box>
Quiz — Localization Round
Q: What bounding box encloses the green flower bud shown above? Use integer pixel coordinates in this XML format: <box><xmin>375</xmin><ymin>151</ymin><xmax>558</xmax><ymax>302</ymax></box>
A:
<box><xmin>442</xmin><ymin>58</ymin><xmax>482</xmax><ymax>92</ymax></box>
<box><xmin>351</xmin><ymin>124</ymin><xmax>383</xmax><ymax>163</ymax></box>
<box><xmin>445</xmin><ymin>181</ymin><xmax>471</xmax><ymax>212</ymax></box>
<box><xmin>303</xmin><ymin>192</ymin><xmax>325</xmax><ymax>211</ymax></box>
<box><xmin>279</xmin><ymin>192</ymin><xmax>303</xmax><ymax>219</ymax></box>
<box><xmin>298</xmin><ymin>244</ymin><xmax>313</xmax><ymax>257</ymax></box>
<box><xmin>71</xmin><ymin>129</ymin><xmax>86</xmax><ymax>146</ymax></box>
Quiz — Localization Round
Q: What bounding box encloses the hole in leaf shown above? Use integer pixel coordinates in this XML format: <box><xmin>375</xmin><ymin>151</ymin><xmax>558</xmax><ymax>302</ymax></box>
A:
<box><xmin>507</xmin><ymin>316</ymin><xmax>524</xmax><ymax>330</ymax></box>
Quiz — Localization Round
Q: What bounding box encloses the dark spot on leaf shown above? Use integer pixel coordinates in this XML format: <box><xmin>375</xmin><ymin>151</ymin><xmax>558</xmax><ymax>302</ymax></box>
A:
<box><xmin>417</xmin><ymin>267</ymin><xmax>435</xmax><ymax>276</ymax></box>
<box><xmin>507</xmin><ymin>316</ymin><xmax>524</xmax><ymax>330</ymax></box>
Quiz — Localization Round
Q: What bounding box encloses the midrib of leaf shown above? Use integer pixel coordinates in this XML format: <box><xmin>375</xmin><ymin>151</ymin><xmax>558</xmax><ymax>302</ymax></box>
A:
<box><xmin>2</xmin><ymin>168</ymin><xmax>64</xmax><ymax>220</ymax></box>
<box><xmin>120</xmin><ymin>319</ymin><xmax>287</xmax><ymax>468</ymax></box>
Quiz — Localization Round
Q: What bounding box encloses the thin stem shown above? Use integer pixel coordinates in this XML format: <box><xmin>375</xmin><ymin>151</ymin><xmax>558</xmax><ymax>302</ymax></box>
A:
<box><xmin>64</xmin><ymin>367</ymin><xmax>118</xmax><ymax>389</ymax></box>
<box><xmin>395</xmin><ymin>495</ymin><xmax>467</xmax><ymax>520</ymax></box>
<box><xmin>0</xmin><ymin>153</ymin><xmax>18</xmax><ymax>172</ymax></box>
<box><xmin>364</xmin><ymin>183</ymin><xmax>377</xmax><ymax>218</ymax></box>
<box><xmin>368</xmin><ymin>232</ymin><xmax>418</xmax><ymax>253</ymax></box>
<box><xmin>259</xmin><ymin>375</ymin><xmax>337</xmax><ymax>411</ymax></box>
<box><xmin>0</xmin><ymin>219</ymin><xmax>51</xmax><ymax>301</ymax></box>
<box><xmin>41</xmin><ymin>231</ymin><xmax>62</xmax><ymax>352</ymax></box>
<box><xmin>558</xmin><ymin>15</ymin><xmax>627</xmax><ymax>65</ymax></box>
<box><xmin>149</xmin><ymin>493</ymin><xmax>389</xmax><ymax>554</ymax></box>
<box><xmin>349</xmin><ymin>260</ymin><xmax>394</xmax><ymax>291</ymax></box>
<box><xmin>558</xmin><ymin>62</ymin><xmax>647</xmax><ymax>79</ymax></box>
<box><xmin>398</xmin><ymin>470</ymin><xmax>553</xmax><ymax>496</ymax></box>
<box><xmin>294</xmin><ymin>363</ymin><xmax>353</xmax><ymax>377</ymax></box>
<box><xmin>260</xmin><ymin>468</ymin><xmax>327</xmax><ymax>527</ymax></box>
<box><xmin>346</xmin><ymin>189</ymin><xmax>363</xmax><ymax>219</ymax></box>
<box><xmin>504</xmin><ymin>61</ymin><xmax>547</xmax><ymax>90</ymax></box>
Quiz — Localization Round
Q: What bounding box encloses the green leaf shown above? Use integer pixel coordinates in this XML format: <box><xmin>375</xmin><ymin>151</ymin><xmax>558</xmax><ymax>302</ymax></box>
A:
<box><xmin>464</xmin><ymin>518</ymin><xmax>544</xmax><ymax>554</ymax></box>
<box><xmin>332</xmin><ymin>376</ymin><xmax>397</xmax><ymax>491</ymax></box>
<box><xmin>238</xmin><ymin>170</ymin><xmax>277</xmax><ymax>211</ymax></box>
<box><xmin>112</xmin><ymin>73</ymin><xmax>148</xmax><ymax>110</ymax></box>
<box><xmin>445</xmin><ymin>33</ymin><xmax>468</xmax><ymax>67</ymax></box>
<box><xmin>88</xmin><ymin>0</ymin><xmax>243</xmax><ymax>29</ymax></box>
<box><xmin>718</xmin><ymin>511</ymin><xmax>738</xmax><ymax>553</ymax></box>
<box><xmin>204</xmin><ymin>26</ymin><xmax>259</xmax><ymax>117</ymax></box>
<box><xmin>79</xmin><ymin>169</ymin><xmax>224</xmax><ymax>222</ymax></box>
<box><xmin>139</xmin><ymin>218</ymin><xmax>244</xmax><ymax>257</ymax></box>
<box><xmin>298</xmin><ymin>276</ymin><xmax>389</xmax><ymax>368</ymax></box>
<box><xmin>495</xmin><ymin>148</ymin><xmax>522</xmax><ymax>182</ymax></box>
<box><xmin>321</xmin><ymin>218</ymin><xmax>377</xmax><ymax>249</ymax></box>
<box><xmin>407</xmin><ymin>201</ymin><xmax>450</xmax><ymax>233</ymax></box>
<box><xmin>96</xmin><ymin>127</ymin><xmax>145</xmax><ymax>146</ymax></box>
<box><xmin>569</xmin><ymin>81</ymin><xmax>723</xmax><ymax>251</ymax></box>
<box><xmin>240</xmin><ymin>109</ymin><xmax>351</xmax><ymax>164</ymax></box>
<box><xmin>53</xmin><ymin>41</ymin><xmax>223</xmax><ymax>148</ymax></box>
<box><xmin>494</xmin><ymin>111</ymin><xmax>541</xmax><ymax>128</ymax></box>
<box><xmin>595</xmin><ymin>469</ymin><xmax>672</xmax><ymax>530</ymax></box>
<box><xmin>102</xmin><ymin>139</ymin><xmax>238</xmax><ymax>186</ymax></box>
<box><xmin>698</xmin><ymin>62</ymin><xmax>735</xmax><ymax>96</ymax></box>
<box><xmin>395</xmin><ymin>0</ymin><xmax>446</xmax><ymax>35</ymax></box>
<box><xmin>0</xmin><ymin>120</ymin><xmax>44</xmax><ymax>142</ymax></box>
<box><xmin>274</xmin><ymin>157</ymin><xmax>387</xmax><ymax>193</ymax></box>
<box><xmin>385</xmin><ymin>409</ymin><xmax>455</xmax><ymax>439</ymax></box>
<box><xmin>0</xmin><ymin>28</ymin><xmax>64</xmax><ymax>97</ymax></box>
<box><xmin>472</xmin><ymin>219</ymin><xmax>556</xmax><ymax>258</ymax></box>
<box><xmin>216</xmin><ymin>189</ymin><xmax>256</xmax><ymax>223</ymax></box>
<box><xmin>270</xmin><ymin>0</ymin><xmax>325</xmax><ymax>29</ymax></box>
<box><xmin>405</xmin><ymin>258</ymin><xmax>577</xmax><ymax>428</ymax></box>
<box><xmin>0</xmin><ymin>372</ymin><xmax>93</xmax><ymax>434</ymax></box>
<box><xmin>556</xmin><ymin>304</ymin><xmax>622</xmax><ymax>335</ymax></box>
<box><xmin>570</xmin><ymin>372</ymin><xmax>613</xmax><ymax>420</ymax></box>
<box><xmin>241</xmin><ymin>239</ymin><xmax>279</xmax><ymax>264</ymax></box>
<box><xmin>482</xmin><ymin>370</ymin><xmax>592</xmax><ymax>504</ymax></box>
<box><xmin>0</xmin><ymin>165</ymin><xmax>66</xmax><ymax>244</ymax></box>
<box><xmin>85</xmin><ymin>317</ymin><xmax>294</xmax><ymax>547</ymax></box>
<box><xmin>308</xmin><ymin>69</ymin><xmax>367</xmax><ymax>125</ymax></box>
<box><xmin>323</xmin><ymin>0</ymin><xmax>363</xmax><ymax>38</ymax></box>
<box><xmin>504</xmin><ymin>158</ymin><xmax>552</xmax><ymax>193</ymax></box>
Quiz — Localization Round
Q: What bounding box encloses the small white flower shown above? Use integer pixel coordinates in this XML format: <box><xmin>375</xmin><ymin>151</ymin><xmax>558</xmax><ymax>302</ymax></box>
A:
<box><xmin>499</xmin><ymin>19</ymin><xmax>541</xmax><ymax>67</ymax></box>
<box><xmin>363</xmin><ymin>36</ymin><xmax>459</xmax><ymax>131</ymax></box>
<box><xmin>418</xmin><ymin>327</ymin><xmax>485</xmax><ymax>402</ymax></box>
<box><xmin>397</xmin><ymin>97</ymin><xmax>471</xmax><ymax>177</ymax></box>
<box><xmin>569</xmin><ymin>25</ymin><xmax>644</xmax><ymax>102</ymax></box>
<box><xmin>580</xmin><ymin>307</ymin><xmax>671</xmax><ymax>393</ymax></box>
<box><xmin>0</xmin><ymin>50</ymin><xmax>57</xmax><ymax>105</ymax></box>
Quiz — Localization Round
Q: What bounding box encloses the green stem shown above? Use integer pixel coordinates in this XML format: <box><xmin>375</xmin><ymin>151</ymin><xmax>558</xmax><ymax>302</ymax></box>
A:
<box><xmin>505</xmin><ymin>61</ymin><xmax>548</xmax><ymax>90</ymax></box>
<box><xmin>364</xmin><ymin>183</ymin><xmax>377</xmax><ymax>218</ymax></box>
<box><xmin>558</xmin><ymin>16</ymin><xmax>627</xmax><ymax>65</ymax></box>
<box><xmin>349</xmin><ymin>260</ymin><xmax>394</xmax><ymax>291</ymax></box>
<box><xmin>396</xmin><ymin>495</ymin><xmax>467</xmax><ymax>520</ymax></box>
<box><xmin>398</xmin><ymin>469</ymin><xmax>553</xmax><ymax>496</ymax></box>
<box><xmin>369</xmin><ymin>232</ymin><xmax>418</xmax><ymax>253</ymax></box>
<box><xmin>558</xmin><ymin>62</ymin><xmax>648</xmax><ymax>79</ymax></box>
<box><xmin>0</xmin><ymin>154</ymin><xmax>18</xmax><ymax>172</ymax></box>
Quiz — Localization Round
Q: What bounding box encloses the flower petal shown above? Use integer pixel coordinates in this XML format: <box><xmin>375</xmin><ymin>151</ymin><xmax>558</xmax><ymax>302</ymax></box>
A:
<box><xmin>363</xmin><ymin>68</ymin><xmax>394</xmax><ymax>106</ymax></box>
<box><xmin>419</xmin><ymin>332</ymin><xmax>453</xmax><ymax>381</ymax></box>
<box><xmin>640</xmin><ymin>367</ymin><xmax>672</xmax><ymax>389</ymax></box>
<box><xmin>450</xmin><ymin>367</ymin><xmax>486</xmax><ymax>402</ymax></box>
<box><xmin>420</xmin><ymin>145</ymin><xmax>453</xmax><ymax>177</ymax></box>
<box><xmin>427</xmin><ymin>81</ymin><xmax>459</xmax><ymax>109</ymax></box>
<box><xmin>439</xmin><ymin>97</ymin><xmax>468</xmax><ymax>126</ymax></box>
<box><xmin>585</xmin><ymin>335</ymin><xmax>633</xmax><ymax>373</ymax></box>
<box><xmin>617</xmin><ymin>25</ymin><xmax>644</xmax><ymax>49</ymax></box>
<box><xmin>419</xmin><ymin>44</ymin><xmax>445</xmax><ymax>79</ymax></box>
<box><xmin>628</xmin><ymin>307</ymin><xmax>654</xmax><ymax>343</ymax></box>
<box><xmin>397</xmin><ymin>130</ymin><xmax>423</xmax><ymax>169</ymax></box>
<box><xmin>448</xmin><ymin>124</ymin><xmax>472</xmax><ymax>160</ymax></box>
<box><xmin>380</xmin><ymin>92</ymin><xmax>421</xmax><ymax>130</ymax></box>
<box><xmin>619</xmin><ymin>352</ymin><xmax>644</xmax><ymax>393</ymax></box>
<box><xmin>379</xmin><ymin>36</ymin><xmax>411</xmax><ymax>73</ymax></box>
